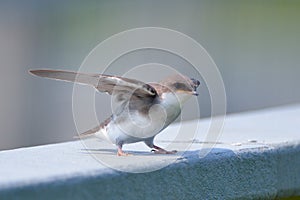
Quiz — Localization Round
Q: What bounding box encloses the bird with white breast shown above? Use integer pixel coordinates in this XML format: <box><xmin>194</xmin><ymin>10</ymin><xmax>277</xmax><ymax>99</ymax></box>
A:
<box><xmin>30</xmin><ymin>69</ymin><xmax>200</xmax><ymax>156</ymax></box>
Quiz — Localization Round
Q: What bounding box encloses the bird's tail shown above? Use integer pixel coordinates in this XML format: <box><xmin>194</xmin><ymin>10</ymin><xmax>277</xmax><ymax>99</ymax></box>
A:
<box><xmin>29</xmin><ymin>69</ymin><xmax>100</xmax><ymax>88</ymax></box>
<box><xmin>73</xmin><ymin>125</ymin><xmax>102</xmax><ymax>139</ymax></box>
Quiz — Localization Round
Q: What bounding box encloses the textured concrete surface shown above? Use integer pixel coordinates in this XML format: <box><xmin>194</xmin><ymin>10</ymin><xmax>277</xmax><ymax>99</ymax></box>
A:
<box><xmin>0</xmin><ymin>104</ymin><xmax>300</xmax><ymax>199</ymax></box>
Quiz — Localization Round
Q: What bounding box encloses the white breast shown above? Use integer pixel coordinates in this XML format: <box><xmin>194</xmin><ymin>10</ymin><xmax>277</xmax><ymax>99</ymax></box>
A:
<box><xmin>103</xmin><ymin>92</ymin><xmax>190</xmax><ymax>145</ymax></box>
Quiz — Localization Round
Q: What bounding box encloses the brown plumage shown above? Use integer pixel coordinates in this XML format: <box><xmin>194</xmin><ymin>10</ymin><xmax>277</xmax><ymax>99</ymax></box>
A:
<box><xmin>29</xmin><ymin>69</ymin><xmax>200</xmax><ymax>156</ymax></box>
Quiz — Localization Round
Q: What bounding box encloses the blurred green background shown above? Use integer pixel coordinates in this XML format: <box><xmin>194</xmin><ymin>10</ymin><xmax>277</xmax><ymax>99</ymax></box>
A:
<box><xmin>0</xmin><ymin>0</ymin><xmax>299</xmax><ymax>150</ymax></box>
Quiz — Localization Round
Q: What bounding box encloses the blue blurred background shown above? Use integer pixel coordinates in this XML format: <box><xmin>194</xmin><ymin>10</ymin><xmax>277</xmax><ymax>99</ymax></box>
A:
<box><xmin>1</xmin><ymin>0</ymin><xmax>299</xmax><ymax>150</ymax></box>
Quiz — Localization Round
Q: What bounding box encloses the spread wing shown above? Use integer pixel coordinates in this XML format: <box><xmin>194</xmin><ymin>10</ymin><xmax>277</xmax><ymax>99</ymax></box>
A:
<box><xmin>30</xmin><ymin>69</ymin><xmax>157</xmax><ymax>114</ymax></box>
<box><xmin>29</xmin><ymin>69</ymin><xmax>157</xmax><ymax>97</ymax></box>
<box><xmin>30</xmin><ymin>69</ymin><xmax>159</xmax><ymax>137</ymax></box>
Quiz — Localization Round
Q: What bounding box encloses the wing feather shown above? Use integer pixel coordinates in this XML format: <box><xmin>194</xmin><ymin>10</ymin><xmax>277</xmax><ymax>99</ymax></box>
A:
<box><xmin>29</xmin><ymin>69</ymin><xmax>157</xmax><ymax>97</ymax></box>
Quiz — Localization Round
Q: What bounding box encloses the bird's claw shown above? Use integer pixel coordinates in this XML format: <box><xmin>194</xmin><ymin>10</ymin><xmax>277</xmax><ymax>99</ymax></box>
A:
<box><xmin>151</xmin><ymin>149</ymin><xmax>177</xmax><ymax>154</ymax></box>
<box><xmin>117</xmin><ymin>150</ymin><xmax>131</xmax><ymax>156</ymax></box>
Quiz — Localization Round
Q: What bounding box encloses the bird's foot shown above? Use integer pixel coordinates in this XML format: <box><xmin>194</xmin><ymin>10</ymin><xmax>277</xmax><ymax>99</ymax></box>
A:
<box><xmin>117</xmin><ymin>149</ymin><xmax>131</xmax><ymax>156</ymax></box>
<box><xmin>151</xmin><ymin>149</ymin><xmax>177</xmax><ymax>154</ymax></box>
<box><xmin>151</xmin><ymin>144</ymin><xmax>177</xmax><ymax>154</ymax></box>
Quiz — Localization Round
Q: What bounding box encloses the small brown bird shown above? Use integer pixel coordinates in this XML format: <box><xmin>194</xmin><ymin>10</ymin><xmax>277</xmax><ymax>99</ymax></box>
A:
<box><xmin>30</xmin><ymin>69</ymin><xmax>200</xmax><ymax>156</ymax></box>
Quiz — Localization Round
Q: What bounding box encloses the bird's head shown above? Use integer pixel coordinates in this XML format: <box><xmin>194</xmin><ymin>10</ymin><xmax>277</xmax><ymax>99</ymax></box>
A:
<box><xmin>159</xmin><ymin>74</ymin><xmax>200</xmax><ymax>103</ymax></box>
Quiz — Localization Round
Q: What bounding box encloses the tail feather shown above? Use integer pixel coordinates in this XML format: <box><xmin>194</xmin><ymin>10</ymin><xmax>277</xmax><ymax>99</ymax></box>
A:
<box><xmin>74</xmin><ymin>116</ymin><xmax>112</xmax><ymax>139</ymax></box>
<box><xmin>73</xmin><ymin>125</ymin><xmax>101</xmax><ymax>139</ymax></box>
<box><xmin>29</xmin><ymin>69</ymin><xmax>100</xmax><ymax>87</ymax></box>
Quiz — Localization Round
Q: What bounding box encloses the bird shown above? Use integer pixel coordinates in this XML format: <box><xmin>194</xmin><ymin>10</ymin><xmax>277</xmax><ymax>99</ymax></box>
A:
<box><xmin>29</xmin><ymin>69</ymin><xmax>200</xmax><ymax>156</ymax></box>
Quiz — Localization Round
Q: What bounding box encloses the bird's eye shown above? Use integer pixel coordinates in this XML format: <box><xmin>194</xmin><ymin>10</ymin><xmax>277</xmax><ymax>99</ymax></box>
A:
<box><xmin>173</xmin><ymin>83</ymin><xmax>180</xmax><ymax>88</ymax></box>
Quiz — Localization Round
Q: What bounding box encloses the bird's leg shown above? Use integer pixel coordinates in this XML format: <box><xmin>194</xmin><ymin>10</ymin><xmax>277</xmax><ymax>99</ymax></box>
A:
<box><xmin>152</xmin><ymin>144</ymin><xmax>177</xmax><ymax>154</ymax></box>
<box><xmin>144</xmin><ymin>139</ymin><xmax>177</xmax><ymax>154</ymax></box>
<box><xmin>117</xmin><ymin>144</ymin><xmax>130</xmax><ymax>156</ymax></box>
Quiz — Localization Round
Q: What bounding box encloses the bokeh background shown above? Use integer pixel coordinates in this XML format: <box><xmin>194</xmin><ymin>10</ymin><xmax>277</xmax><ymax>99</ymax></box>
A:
<box><xmin>1</xmin><ymin>0</ymin><xmax>299</xmax><ymax>150</ymax></box>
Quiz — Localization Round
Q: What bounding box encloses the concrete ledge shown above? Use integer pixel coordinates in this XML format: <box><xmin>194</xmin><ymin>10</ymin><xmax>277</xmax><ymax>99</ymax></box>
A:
<box><xmin>1</xmin><ymin>105</ymin><xmax>300</xmax><ymax>199</ymax></box>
